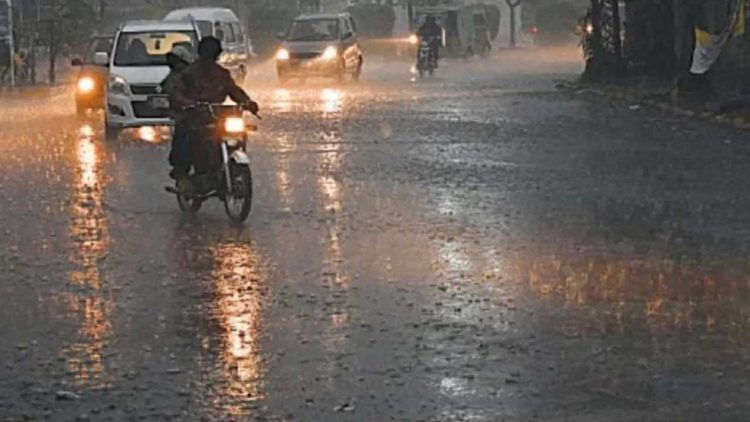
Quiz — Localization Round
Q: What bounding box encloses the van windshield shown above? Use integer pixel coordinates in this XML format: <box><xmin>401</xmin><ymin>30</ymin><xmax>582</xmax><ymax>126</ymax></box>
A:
<box><xmin>196</xmin><ymin>20</ymin><xmax>212</xmax><ymax>38</ymax></box>
<box><xmin>288</xmin><ymin>19</ymin><xmax>339</xmax><ymax>42</ymax></box>
<box><xmin>114</xmin><ymin>31</ymin><xmax>197</xmax><ymax>66</ymax></box>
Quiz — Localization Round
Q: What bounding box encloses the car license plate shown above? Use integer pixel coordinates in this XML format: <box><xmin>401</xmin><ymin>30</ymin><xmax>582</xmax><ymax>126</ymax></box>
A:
<box><xmin>149</xmin><ymin>96</ymin><xmax>169</xmax><ymax>110</ymax></box>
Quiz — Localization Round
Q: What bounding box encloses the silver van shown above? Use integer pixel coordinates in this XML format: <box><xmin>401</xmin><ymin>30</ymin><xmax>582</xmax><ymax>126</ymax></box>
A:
<box><xmin>164</xmin><ymin>7</ymin><xmax>253</xmax><ymax>82</ymax></box>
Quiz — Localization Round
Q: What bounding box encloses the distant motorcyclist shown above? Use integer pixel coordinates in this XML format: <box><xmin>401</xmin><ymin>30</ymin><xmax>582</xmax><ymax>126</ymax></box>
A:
<box><xmin>417</xmin><ymin>15</ymin><xmax>442</xmax><ymax>65</ymax></box>
<box><xmin>173</xmin><ymin>36</ymin><xmax>259</xmax><ymax>191</ymax></box>
<box><xmin>161</xmin><ymin>45</ymin><xmax>195</xmax><ymax>184</ymax></box>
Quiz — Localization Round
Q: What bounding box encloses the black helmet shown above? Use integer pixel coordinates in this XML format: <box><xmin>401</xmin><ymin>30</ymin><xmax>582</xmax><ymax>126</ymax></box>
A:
<box><xmin>198</xmin><ymin>36</ymin><xmax>223</xmax><ymax>61</ymax></box>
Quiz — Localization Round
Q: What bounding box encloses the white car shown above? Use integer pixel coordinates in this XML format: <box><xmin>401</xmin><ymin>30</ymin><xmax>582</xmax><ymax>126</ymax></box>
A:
<box><xmin>97</xmin><ymin>20</ymin><xmax>199</xmax><ymax>139</ymax></box>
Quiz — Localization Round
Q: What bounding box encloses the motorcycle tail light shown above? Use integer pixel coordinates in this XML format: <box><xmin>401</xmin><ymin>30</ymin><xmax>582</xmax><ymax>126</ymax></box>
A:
<box><xmin>224</xmin><ymin>117</ymin><xmax>246</xmax><ymax>134</ymax></box>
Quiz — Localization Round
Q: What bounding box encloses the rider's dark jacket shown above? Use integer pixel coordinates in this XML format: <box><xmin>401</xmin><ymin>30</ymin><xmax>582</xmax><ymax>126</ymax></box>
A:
<box><xmin>417</xmin><ymin>21</ymin><xmax>442</xmax><ymax>39</ymax></box>
<box><xmin>172</xmin><ymin>60</ymin><xmax>250</xmax><ymax>111</ymax></box>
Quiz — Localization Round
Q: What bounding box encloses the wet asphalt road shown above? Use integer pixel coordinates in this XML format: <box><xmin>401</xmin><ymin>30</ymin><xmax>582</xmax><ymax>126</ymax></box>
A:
<box><xmin>3</xmin><ymin>46</ymin><xmax>750</xmax><ymax>421</ymax></box>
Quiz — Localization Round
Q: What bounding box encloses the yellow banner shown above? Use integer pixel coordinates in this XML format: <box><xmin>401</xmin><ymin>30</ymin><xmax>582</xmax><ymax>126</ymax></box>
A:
<box><xmin>696</xmin><ymin>0</ymin><xmax>745</xmax><ymax>44</ymax></box>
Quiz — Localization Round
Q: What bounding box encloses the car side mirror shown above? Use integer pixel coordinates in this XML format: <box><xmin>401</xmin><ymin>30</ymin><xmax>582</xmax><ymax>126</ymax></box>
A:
<box><xmin>71</xmin><ymin>57</ymin><xmax>83</xmax><ymax>66</ymax></box>
<box><xmin>94</xmin><ymin>52</ymin><xmax>109</xmax><ymax>66</ymax></box>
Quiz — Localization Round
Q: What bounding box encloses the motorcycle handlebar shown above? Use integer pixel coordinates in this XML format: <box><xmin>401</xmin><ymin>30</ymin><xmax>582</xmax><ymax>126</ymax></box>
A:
<box><xmin>181</xmin><ymin>102</ymin><xmax>261</xmax><ymax>119</ymax></box>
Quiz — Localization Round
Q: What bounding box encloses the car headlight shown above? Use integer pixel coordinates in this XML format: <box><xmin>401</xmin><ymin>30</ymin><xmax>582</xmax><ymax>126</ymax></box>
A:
<box><xmin>109</xmin><ymin>75</ymin><xmax>127</xmax><ymax>95</ymax></box>
<box><xmin>77</xmin><ymin>76</ymin><xmax>95</xmax><ymax>93</ymax></box>
<box><xmin>276</xmin><ymin>48</ymin><xmax>290</xmax><ymax>61</ymax></box>
<box><xmin>322</xmin><ymin>46</ymin><xmax>338</xmax><ymax>61</ymax></box>
<box><xmin>224</xmin><ymin>117</ymin><xmax>245</xmax><ymax>134</ymax></box>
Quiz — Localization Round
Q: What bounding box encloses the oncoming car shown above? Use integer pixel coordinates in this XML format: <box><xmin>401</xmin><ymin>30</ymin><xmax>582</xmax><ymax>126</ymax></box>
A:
<box><xmin>98</xmin><ymin>20</ymin><xmax>198</xmax><ymax>139</ymax></box>
<box><xmin>71</xmin><ymin>35</ymin><xmax>114</xmax><ymax>115</ymax></box>
<box><xmin>275</xmin><ymin>13</ymin><xmax>363</xmax><ymax>83</ymax></box>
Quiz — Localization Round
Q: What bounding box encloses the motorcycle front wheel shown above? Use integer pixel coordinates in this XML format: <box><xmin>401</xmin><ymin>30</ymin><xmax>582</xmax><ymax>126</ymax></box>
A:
<box><xmin>176</xmin><ymin>189</ymin><xmax>202</xmax><ymax>213</ymax></box>
<box><xmin>223</xmin><ymin>163</ymin><xmax>253</xmax><ymax>223</ymax></box>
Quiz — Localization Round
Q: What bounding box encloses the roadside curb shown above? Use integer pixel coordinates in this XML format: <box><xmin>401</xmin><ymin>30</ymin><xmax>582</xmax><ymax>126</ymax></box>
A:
<box><xmin>559</xmin><ymin>82</ymin><xmax>750</xmax><ymax>131</ymax></box>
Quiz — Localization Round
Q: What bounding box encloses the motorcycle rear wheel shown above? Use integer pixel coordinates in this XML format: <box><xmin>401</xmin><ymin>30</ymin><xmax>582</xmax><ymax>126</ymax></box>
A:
<box><xmin>223</xmin><ymin>164</ymin><xmax>253</xmax><ymax>223</ymax></box>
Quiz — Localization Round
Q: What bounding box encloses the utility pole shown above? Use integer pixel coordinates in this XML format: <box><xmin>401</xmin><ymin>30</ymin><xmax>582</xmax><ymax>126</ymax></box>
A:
<box><xmin>5</xmin><ymin>0</ymin><xmax>14</xmax><ymax>88</ymax></box>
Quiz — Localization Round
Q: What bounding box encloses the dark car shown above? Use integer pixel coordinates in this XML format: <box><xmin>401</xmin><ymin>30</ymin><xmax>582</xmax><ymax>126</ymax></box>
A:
<box><xmin>275</xmin><ymin>13</ymin><xmax>363</xmax><ymax>83</ymax></box>
<box><xmin>72</xmin><ymin>35</ymin><xmax>113</xmax><ymax>115</ymax></box>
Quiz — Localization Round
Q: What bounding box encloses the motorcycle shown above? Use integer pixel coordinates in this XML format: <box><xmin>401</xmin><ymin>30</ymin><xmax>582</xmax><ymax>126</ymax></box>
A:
<box><xmin>416</xmin><ymin>36</ymin><xmax>439</xmax><ymax>77</ymax></box>
<box><xmin>165</xmin><ymin>102</ymin><xmax>258</xmax><ymax>223</ymax></box>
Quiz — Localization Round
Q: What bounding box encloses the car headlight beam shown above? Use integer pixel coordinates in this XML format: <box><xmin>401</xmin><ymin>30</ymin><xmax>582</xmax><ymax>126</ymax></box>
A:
<box><xmin>322</xmin><ymin>46</ymin><xmax>338</xmax><ymax>61</ymax></box>
<box><xmin>276</xmin><ymin>48</ymin><xmax>290</xmax><ymax>61</ymax></box>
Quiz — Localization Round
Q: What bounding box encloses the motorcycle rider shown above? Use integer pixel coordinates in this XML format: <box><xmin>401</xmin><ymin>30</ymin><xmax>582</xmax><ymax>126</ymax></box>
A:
<box><xmin>417</xmin><ymin>15</ymin><xmax>442</xmax><ymax>66</ymax></box>
<box><xmin>161</xmin><ymin>45</ymin><xmax>195</xmax><ymax>184</ymax></box>
<box><xmin>172</xmin><ymin>36</ymin><xmax>259</xmax><ymax>193</ymax></box>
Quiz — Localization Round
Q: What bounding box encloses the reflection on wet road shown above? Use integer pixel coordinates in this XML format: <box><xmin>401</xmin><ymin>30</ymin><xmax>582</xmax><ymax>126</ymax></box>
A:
<box><xmin>3</xmin><ymin>49</ymin><xmax>750</xmax><ymax>420</ymax></box>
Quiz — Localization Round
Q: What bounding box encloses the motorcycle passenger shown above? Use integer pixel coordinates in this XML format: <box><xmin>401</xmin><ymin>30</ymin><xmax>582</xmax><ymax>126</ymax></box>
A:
<box><xmin>173</xmin><ymin>36</ymin><xmax>259</xmax><ymax>192</ymax></box>
<box><xmin>417</xmin><ymin>15</ymin><xmax>442</xmax><ymax>66</ymax></box>
<box><xmin>161</xmin><ymin>45</ymin><xmax>195</xmax><ymax>184</ymax></box>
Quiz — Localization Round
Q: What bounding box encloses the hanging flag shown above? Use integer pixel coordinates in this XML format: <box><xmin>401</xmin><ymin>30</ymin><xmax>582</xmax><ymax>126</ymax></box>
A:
<box><xmin>691</xmin><ymin>0</ymin><xmax>744</xmax><ymax>74</ymax></box>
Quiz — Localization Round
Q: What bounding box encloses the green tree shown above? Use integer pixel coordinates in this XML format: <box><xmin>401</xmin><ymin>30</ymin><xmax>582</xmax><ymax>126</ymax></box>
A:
<box><xmin>39</xmin><ymin>0</ymin><xmax>95</xmax><ymax>83</ymax></box>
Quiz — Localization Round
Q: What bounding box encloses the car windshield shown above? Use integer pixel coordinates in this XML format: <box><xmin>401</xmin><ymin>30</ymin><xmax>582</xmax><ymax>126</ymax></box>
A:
<box><xmin>114</xmin><ymin>31</ymin><xmax>197</xmax><ymax>66</ymax></box>
<box><xmin>287</xmin><ymin>19</ymin><xmax>339</xmax><ymax>41</ymax></box>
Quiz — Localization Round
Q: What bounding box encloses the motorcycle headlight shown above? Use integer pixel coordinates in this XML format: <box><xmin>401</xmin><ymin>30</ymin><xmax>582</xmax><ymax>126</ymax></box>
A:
<box><xmin>408</xmin><ymin>34</ymin><xmax>418</xmax><ymax>45</ymax></box>
<box><xmin>276</xmin><ymin>48</ymin><xmax>290</xmax><ymax>61</ymax></box>
<box><xmin>109</xmin><ymin>75</ymin><xmax>127</xmax><ymax>95</ymax></box>
<box><xmin>322</xmin><ymin>46</ymin><xmax>338</xmax><ymax>61</ymax></box>
<box><xmin>77</xmin><ymin>76</ymin><xmax>95</xmax><ymax>93</ymax></box>
<box><xmin>224</xmin><ymin>117</ymin><xmax>245</xmax><ymax>134</ymax></box>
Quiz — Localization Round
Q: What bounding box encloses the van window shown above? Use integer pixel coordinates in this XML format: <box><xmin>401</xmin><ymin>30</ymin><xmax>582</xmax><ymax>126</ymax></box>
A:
<box><xmin>349</xmin><ymin>17</ymin><xmax>357</xmax><ymax>33</ymax></box>
<box><xmin>231</xmin><ymin>23</ymin><xmax>244</xmax><ymax>43</ymax></box>
<box><xmin>217</xmin><ymin>21</ymin><xmax>236</xmax><ymax>43</ymax></box>
<box><xmin>196</xmin><ymin>20</ymin><xmax>212</xmax><ymax>38</ymax></box>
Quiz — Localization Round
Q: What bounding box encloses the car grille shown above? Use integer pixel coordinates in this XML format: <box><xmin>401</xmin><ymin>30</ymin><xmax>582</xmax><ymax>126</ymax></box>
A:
<box><xmin>130</xmin><ymin>84</ymin><xmax>160</xmax><ymax>95</ymax></box>
<box><xmin>131</xmin><ymin>101</ymin><xmax>169</xmax><ymax>119</ymax></box>
<box><xmin>290</xmin><ymin>52</ymin><xmax>321</xmax><ymax>60</ymax></box>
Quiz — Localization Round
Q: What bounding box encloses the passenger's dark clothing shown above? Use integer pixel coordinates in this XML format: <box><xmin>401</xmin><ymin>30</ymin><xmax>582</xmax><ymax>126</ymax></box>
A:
<box><xmin>417</xmin><ymin>21</ymin><xmax>442</xmax><ymax>38</ymax></box>
<box><xmin>173</xmin><ymin>61</ymin><xmax>250</xmax><ymax>110</ymax></box>
<box><xmin>417</xmin><ymin>21</ymin><xmax>442</xmax><ymax>62</ymax></box>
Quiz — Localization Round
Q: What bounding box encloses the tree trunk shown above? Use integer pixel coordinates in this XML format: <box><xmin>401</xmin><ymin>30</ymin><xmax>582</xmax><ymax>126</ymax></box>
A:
<box><xmin>48</xmin><ymin>28</ymin><xmax>56</xmax><ymax>85</ymax></box>
<box><xmin>610</xmin><ymin>0</ymin><xmax>622</xmax><ymax>69</ymax></box>
<box><xmin>505</xmin><ymin>0</ymin><xmax>520</xmax><ymax>48</ymax></box>
<box><xmin>48</xmin><ymin>49</ymin><xmax>56</xmax><ymax>84</ymax></box>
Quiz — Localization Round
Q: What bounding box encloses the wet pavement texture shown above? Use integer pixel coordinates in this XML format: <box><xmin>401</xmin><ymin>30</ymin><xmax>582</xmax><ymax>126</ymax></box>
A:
<box><xmin>2</xmin><ymin>47</ymin><xmax>750</xmax><ymax>421</ymax></box>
